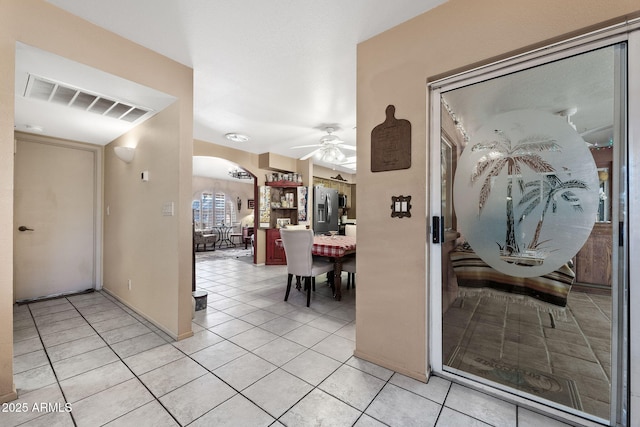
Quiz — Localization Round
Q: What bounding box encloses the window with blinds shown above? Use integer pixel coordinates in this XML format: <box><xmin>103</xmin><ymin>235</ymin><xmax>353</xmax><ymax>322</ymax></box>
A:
<box><xmin>193</xmin><ymin>192</ymin><xmax>237</xmax><ymax>228</ymax></box>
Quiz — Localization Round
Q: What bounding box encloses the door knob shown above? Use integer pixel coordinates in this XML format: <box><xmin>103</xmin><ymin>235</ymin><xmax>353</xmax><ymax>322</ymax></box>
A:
<box><xmin>18</xmin><ymin>226</ymin><xmax>34</xmax><ymax>232</ymax></box>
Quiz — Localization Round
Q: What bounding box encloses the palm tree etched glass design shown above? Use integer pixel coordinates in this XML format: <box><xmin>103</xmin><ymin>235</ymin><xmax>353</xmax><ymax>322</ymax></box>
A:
<box><xmin>453</xmin><ymin>110</ymin><xmax>599</xmax><ymax>278</ymax></box>
<box><xmin>518</xmin><ymin>174</ymin><xmax>589</xmax><ymax>250</ymax></box>
<box><xmin>470</xmin><ymin>129</ymin><xmax>559</xmax><ymax>265</ymax></box>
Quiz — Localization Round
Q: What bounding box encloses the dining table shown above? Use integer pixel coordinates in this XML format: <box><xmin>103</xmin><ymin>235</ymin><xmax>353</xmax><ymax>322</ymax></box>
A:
<box><xmin>312</xmin><ymin>234</ymin><xmax>356</xmax><ymax>301</ymax></box>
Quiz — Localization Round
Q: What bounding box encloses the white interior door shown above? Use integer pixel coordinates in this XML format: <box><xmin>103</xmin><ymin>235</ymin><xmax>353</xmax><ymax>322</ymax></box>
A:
<box><xmin>14</xmin><ymin>138</ymin><xmax>96</xmax><ymax>302</ymax></box>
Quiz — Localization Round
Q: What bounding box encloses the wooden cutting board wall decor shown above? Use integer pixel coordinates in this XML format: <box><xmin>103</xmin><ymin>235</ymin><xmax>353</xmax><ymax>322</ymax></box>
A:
<box><xmin>371</xmin><ymin>105</ymin><xmax>411</xmax><ymax>172</ymax></box>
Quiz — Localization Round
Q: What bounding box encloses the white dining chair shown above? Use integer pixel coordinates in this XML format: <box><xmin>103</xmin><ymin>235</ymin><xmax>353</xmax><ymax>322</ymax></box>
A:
<box><xmin>342</xmin><ymin>224</ymin><xmax>356</xmax><ymax>288</ymax></box>
<box><xmin>280</xmin><ymin>228</ymin><xmax>334</xmax><ymax>307</ymax></box>
<box><xmin>345</xmin><ymin>224</ymin><xmax>356</xmax><ymax>237</ymax></box>
<box><xmin>342</xmin><ymin>257</ymin><xmax>356</xmax><ymax>289</ymax></box>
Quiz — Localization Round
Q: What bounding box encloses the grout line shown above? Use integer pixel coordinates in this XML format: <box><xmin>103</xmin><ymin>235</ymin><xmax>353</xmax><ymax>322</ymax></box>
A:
<box><xmin>26</xmin><ymin>301</ymin><xmax>79</xmax><ymax>427</ymax></box>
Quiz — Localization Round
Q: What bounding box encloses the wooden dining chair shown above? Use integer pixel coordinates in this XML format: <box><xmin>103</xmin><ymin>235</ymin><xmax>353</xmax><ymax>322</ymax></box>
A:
<box><xmin>280</xmin><ymin>228</ymin><xmax>334</xmax><ymax>307</ymax></box>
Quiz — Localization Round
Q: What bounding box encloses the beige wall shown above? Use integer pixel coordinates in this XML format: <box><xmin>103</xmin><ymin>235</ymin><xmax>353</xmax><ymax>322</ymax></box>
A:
<box><xmin>355</xmin><ymin>0</ymin><xmax>640</xmax><ymax>384</ymax></box>
<box><xmin>105</xmin><ymin>102</ymin><xmax>193</xmax><ymax>340</ymax></box>
<box><xmin>0</xmin><ymin>0</ymin><xmax>193</xmax><ymax>400</ymax></box>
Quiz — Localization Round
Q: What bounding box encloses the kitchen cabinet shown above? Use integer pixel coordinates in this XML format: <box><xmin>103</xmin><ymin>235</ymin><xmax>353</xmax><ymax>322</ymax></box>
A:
<box><xmin>266</xmin><ymin>228</ymin><xmax>287</xmax><ymax>265</ymax></box>
<box><xmin>574</xmin><ymin>222</ymin><xmax>612</xmax><ymax>288</ymax></box>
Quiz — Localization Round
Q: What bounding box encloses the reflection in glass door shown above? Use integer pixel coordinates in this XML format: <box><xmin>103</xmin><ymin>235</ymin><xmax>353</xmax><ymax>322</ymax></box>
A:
<box><xmin>433</xmin><ymin>43</ymin><xmax>627</xmax><ymax>424</ymax></box>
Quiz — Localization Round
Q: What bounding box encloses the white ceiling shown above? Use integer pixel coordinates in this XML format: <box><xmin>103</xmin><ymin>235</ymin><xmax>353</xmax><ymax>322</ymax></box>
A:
<box><xmin>442</xmin><ymin>46</ymin><xmax>616</xmax><ymax>148</ymax></box>
<box><xmin>17</xmin><ymin>0</ymin><xmax>447</xmax><ymax>173</ymax></box>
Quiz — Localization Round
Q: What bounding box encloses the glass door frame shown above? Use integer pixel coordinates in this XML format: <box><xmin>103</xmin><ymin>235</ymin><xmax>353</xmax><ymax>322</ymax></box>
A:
<box><xmin>428</xmin><ymin>22</ymin><xmax>639</xmax><ymax>426</ymax></box>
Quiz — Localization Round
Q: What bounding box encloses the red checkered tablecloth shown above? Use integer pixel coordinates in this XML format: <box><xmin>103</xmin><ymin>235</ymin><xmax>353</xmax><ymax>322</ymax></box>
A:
<box><xmin>312</xmin><ymin>235</ymin><xmax>356</xmax><ymax>258</ymax></box>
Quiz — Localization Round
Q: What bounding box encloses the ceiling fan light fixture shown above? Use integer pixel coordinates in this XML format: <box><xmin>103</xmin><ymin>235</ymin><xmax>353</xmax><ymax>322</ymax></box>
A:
<box><xmin>225</xmin><ymin>133</ymin><xmax>249</xmax><ymax>143</ymax></box>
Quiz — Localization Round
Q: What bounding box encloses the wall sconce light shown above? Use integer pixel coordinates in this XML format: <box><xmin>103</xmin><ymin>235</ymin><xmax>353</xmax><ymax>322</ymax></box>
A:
<box><xmin>237</xmin><ymin>196</ymin><xmax>242</xmax><ymax>211</ymax></box>
<box><xmin>114</xmin><ymin>146</ymin><xmax>135</xmax><ymax>163</ymax></box>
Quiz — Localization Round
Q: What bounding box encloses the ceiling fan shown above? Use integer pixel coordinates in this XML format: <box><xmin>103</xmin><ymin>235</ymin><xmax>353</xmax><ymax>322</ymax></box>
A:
<box><xmin>291</xmin><ymin>127</ymin><xmax>356</xmax><ymax>163</ymax></box>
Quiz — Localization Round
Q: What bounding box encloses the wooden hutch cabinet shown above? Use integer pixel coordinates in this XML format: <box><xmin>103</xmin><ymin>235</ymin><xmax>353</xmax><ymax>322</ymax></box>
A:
<box><xmin>260</xmin><ymin>181</ymin><xmax>307</xmax><ymax>265</ymax></box>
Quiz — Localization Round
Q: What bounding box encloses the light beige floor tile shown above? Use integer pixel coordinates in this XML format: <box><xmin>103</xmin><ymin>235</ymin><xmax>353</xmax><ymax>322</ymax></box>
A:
<box><xmin>59</xmin><ymin>361</ymin><xmax>133</xmax><ymax>402</ymax></box>
<box><xmin>99</xmin><ymin>322</ymin><xmax>153</xmax><ymax>345</ymax></box>
<box><xmin>90</xmin><ymin>314</ymin><xmax>139</xmax><ymax>333</ymax></box>
<box><xmin>244</xmin><ymin>369</ymin><xmax>313</xmax><ymax>418</ymax></box>
<box><xmin>29</xmin><ymin>302</ymin><xmax>75</xmax><ymax>318</ymax></box>
<box><xmin>13</xmin><ymin>317</ymin><xmax>35</xmax><ymax>330</ymax></box>
<box><xmin>33</xmin><ymin>309</ymin><xmax>80</xmax><ymax>327</ymax></box>
<box><xmin>258</xmin><ymin>316</ymin><xmax>303</xmax><ymax>336</ymax></box>
<box><xmin>436</xmin><ymin>407</ymin><xmax>492</xmax><ymax>426</ymax></box>
<box><xmin>139</xmin><ymin>357</ymin><xmax>207</xmax><ymax>397</ymax></box>
<box><xmin>282</xmin><ymin>349</ymin><xmax>341</xmax><ymax>386</ymax></box>
<box><xmin>283</xmin><ymin>324</ymin><xmax>330</xmax><ymax>348</ymax></box>
<box><xmin>346</xmin><ymin>356</ymin><xmax>394</xmax><ymax>381</ymax></box>
<box><xmin>82</xmin><ymin>307</ymin><xmax>128</xmax><ymax>324</ymax></box>
<box><xmin>389</xmin><ymin>373</ymin><xmax>451</xmax><ymax>405</ymax></box>
<box><xmin>52</xmin><ymin>346</ymin><xmax>119</xmax><ymax>380</ymax></box>
<box><xmin>17</xmin><ymin>410</ymin><xmax>75</xmax><ymax>427</ymax></box>
<box><xmin>46</xmin><ymin>335</ymin><xmax>107</xmax><ymax>363</ymax></box>
<box><xmin>159</xmin><ymin>374</ymin><xmax>236</xmax><ymax>426</ymax></box>
<box><xmin>354</xmin><ymin>414</ymin><xmax>388</xmax><ymax>427</ymax></box>
<box><xmin>0</xmin><ymin>384</ymin><xmax>66</xmax><ymax>426</ymax></box>
<box><xmin>71</xmin><ymin>378</ymin><xmax>154</xmax><ymax>427</ymax></box>
<box><xmin>40</xmin><ymin>325</ymin><xmax>97</xmax><ymax>348</ymax></box>
<box><xmin>110</xmin><ymin>331</ymin><xmax>166</xmax><ymax>358</ymax></box>
<box><xmin>444</xmin><ymin>383</ymin><xmax>516</xmax><ymax>427</ymax></box>
<box><xmin>319</xmin><ymin>365</ymin><xmax>385</xmax><ymax>411</ymax></box>
<box><xmin>13</xmin><ymin>337</ymin><xmax>44</xmax><ymax>357</ymax></box>
<box><xmin>190</xmin><ymin>340</ymin><xmax>248</xmax><ymax>371</ymax></box>
<box><xmin>253</xmin><ymin>337</ymin><xmax>306</xmax><ymax>366</ymax></box>
<box><xmin>14</xmin><ymin>364</ymin><xmax>57</xmax><ymax>395</ymax></box>
<box><xmin>239</xmin><ymin>309</ymin><xmax>281</xmax><ymax>326</ymax></box>
<box><xmin>13</xmin><ymin>326</ymin><xmax>40</xmax><ymax>342</ymax></box>
<box><xmin>228</xmin><ymin>327</ymin><xmax>279</xmax><ymax>351</ymax></box>
<box><xmin>207</xmin><ymin>318</ymin><xmax>255</xmax><ymax>338</ymax></box>
<box><xmin>123</xmin><ymin>344</ymin><xmax>184</xmax><ymax>376</ymax></box>
<box><xmin>190</xmin><ymin>393</ymin><xmax>274</xmax><ymax>427</ymax></box>
<box><xmin>193</xmin><ymin>311</ymin><xmax>235</xmax><ymax>328</ymax></box>
<box><xmin>221</xmin><ymin>303</ymin><xmax>259</xmax><ymax>317</ymax></box>
<box><xmin>365</xmin><ymin>383</ymin><xmax>442</xmax><ymax>426</ymax></box>
<box><xmin>213</xmin><ymin>353</ymin><xmax>277</xmax><ymax>390</ymax></box>
<box><xmin>13</xmin><ymin>349</ymin><xmax>49</xmax><ymax>374</ymax></box>
<box><xmin>311</xmin><ymin>334</ymin><xmax>355</xmax><ymax>362</ymax></box>
<box><xmin>171</xmin><ymin>330</ymin><xmax>224</xmax><ymax>354</ymax></box>
<box><xmin>103</xmin><ymin>400</ymin><xmax>178</xmax><ymax>426</ymax></box>
<box><xmin>36</xmin><ymin>316</ymin><xmax>88</xmax><ymax>336</ymax></box>
<box><xmin>281</xmin><ymin>388</ymin><xmax>361</xmax><ymax>427</ymax></box>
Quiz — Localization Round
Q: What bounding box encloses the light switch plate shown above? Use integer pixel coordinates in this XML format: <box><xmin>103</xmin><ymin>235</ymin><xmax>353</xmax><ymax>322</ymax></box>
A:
<box><xmin>391</xmin><ymin>195</ymin><xmax>412</xmax><ymax>218</ymax></box>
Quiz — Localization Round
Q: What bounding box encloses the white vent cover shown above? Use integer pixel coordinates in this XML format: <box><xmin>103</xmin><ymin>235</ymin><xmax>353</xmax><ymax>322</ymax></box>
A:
<box><xmin>24</xmin><ymin>74</ymin><xmax>151</xmax><ymax>123</ymax></box>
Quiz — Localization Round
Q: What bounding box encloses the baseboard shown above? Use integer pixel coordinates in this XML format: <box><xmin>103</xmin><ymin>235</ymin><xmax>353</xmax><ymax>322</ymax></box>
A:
<box><xmin>0</xmin><ymin>386</ymin><xmax>18</xmax><ymax>403</ymax></box>
<box><xmin>353</xmin><ymin>349</ymin><xmax>428</xmax><ymax>383</ymax></box>
<box><xmin>101</xmin><ymin>288</ymin><xmax>191</xmax><ymax>341</ymax></box>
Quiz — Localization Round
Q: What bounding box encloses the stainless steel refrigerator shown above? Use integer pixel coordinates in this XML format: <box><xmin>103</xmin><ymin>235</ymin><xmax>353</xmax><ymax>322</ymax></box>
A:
<box><xmin>313</xmin><ymin>186</ymin><xmax>339</xmax><ymax>234</ymax></box>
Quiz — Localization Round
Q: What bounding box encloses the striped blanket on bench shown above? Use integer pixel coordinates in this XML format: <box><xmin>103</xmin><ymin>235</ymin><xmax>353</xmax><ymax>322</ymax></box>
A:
<box><xmin>449</xmin><ymin>243</ymin><xmax>575</xmax><ymax>310</ymax></box>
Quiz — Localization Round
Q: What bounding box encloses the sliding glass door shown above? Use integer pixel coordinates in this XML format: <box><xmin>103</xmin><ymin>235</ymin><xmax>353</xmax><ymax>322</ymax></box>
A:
<box><xmin>430</xmin><ymin>36</ymin><xmax>630</xmax><ymax>425</ymax></box>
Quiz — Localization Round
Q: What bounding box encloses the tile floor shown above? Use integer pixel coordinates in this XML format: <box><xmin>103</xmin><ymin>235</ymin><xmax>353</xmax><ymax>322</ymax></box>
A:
<box><xmin>443</xmin><ymin>290</ymin><xmax>612</xmax><ymax>419</ymax></box>
<box><xmin>7</xmin><ymin>252</ymin><xmax>584</xmax><ymax>426</ymax></box>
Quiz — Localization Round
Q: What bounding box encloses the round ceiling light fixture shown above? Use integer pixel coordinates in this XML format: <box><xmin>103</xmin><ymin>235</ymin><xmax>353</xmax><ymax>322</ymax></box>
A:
<box><xmin>225</xmin><ymin>133</ymin><xmax>250</xmax><ymax>143</ymax></box>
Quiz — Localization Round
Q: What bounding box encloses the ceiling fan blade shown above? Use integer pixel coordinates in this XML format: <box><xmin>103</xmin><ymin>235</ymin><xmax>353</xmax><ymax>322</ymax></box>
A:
<box><xmin>290</xmin><ymin>144</ymin><xmax>321</xmax><ymax>149</ymax></box>
<box><xmin>300</xmin><ymin>148</ymin><xmax>322</xmax><ymax>160</ymax></box>
<box><xmin>340</xmin><ymin>145</ymin><xmax>356</xmax><ymax>151</ymax></box>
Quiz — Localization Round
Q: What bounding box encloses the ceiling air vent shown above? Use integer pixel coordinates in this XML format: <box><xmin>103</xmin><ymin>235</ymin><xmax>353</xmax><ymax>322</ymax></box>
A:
<box><xmin>24</xmin><ymin>74</ymin><xmax>152</xmax><ymax>123</ymax></box>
